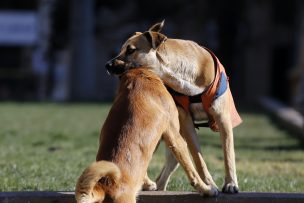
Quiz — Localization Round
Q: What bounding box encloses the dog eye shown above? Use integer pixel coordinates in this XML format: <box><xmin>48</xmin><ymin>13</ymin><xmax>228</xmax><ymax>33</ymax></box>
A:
<box><xmin>126</xmin><ymin>45</ymin><xmax>136</xmax><ymax>55</ymax></box>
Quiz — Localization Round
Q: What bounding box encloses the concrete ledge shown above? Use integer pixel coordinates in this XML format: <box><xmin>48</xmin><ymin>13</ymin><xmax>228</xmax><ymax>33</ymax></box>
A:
<box><xmin>1</xmin><ymin>191</ymin><xmax>304</xmax><ymax>203</ymax></box>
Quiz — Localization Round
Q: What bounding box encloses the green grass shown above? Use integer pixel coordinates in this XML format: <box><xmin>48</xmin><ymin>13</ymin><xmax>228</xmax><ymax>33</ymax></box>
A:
<box><xmin>0</xmin><ymin>102</ymin><xmax>303</xmax><ymax>192</ymax></box>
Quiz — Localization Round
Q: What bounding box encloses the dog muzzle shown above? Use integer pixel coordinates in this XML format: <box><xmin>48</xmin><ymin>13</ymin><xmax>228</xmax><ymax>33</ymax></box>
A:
<box><xmin>105</xmin><ymin>59</ymin><xmax>128</xmax><ymax>75</ymax></box>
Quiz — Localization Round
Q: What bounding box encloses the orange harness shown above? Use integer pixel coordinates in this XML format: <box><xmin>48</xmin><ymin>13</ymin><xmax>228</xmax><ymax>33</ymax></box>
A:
<box><xmin>168</xmin><ymin>49</ymin><xmax>242</xmax><ymax>132</ymax></box>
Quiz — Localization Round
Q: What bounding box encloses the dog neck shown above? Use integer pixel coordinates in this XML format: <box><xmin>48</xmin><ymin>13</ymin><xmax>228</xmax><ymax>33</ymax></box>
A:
<box><xmin>159</xmin><ymin>65</ymin><xmax>206</xmax><ymax>95</ymax></box>
<box><xmin>155</xmin><ymin>48</ymin><xmax>204</xmax><ymax>95</ymax></box>
<box><xmin>154</xmin><ymin>39</ymin><xmax>215</xmax><ymax>96</ymax></box>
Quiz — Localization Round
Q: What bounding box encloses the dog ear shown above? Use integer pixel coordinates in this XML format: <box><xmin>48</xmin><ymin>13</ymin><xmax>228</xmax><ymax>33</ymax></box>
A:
<box><xmin>148</xmin><ymin>20</ymin><xmax>165</xmax><ymax>32</ymax></box>
<box><xmin>134</xmin><ymin>32</ymin><xmax>142</xmax><ymax>35</ymax></box>
<box><xmin>143</xmin><ymin>31</ymin><xmax>167</xmax><ymax>49</ymax></box>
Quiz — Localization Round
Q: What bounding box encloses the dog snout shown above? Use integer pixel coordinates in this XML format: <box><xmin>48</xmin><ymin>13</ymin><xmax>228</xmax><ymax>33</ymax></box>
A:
<box><xmin>105</xmin><ymin>60</ymin><xmax>113</xmax><ymax>70</ymax></box>
<box><xmin>105</xmin><ymin>59</ymin><xmax>127</xmax><ymax>75</ymax></box>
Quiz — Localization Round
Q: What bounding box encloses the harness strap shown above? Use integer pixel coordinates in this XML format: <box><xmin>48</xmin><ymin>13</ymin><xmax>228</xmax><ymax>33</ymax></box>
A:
<box><xmin>194</xmin><ymin>121</ymin><xmax>210</xmax><ymax>128</ymax></box>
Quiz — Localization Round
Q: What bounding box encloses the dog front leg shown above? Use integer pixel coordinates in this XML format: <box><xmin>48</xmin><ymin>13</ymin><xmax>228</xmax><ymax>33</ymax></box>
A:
<box><xmin>210</xmin><ymin>93</ymin><xmax>239</xmax><ymax>193</ymax></box>
<box><xmin>163</xmin><ymin>127</ymin><xmax>218</xmax><ymax>196</ymax></box>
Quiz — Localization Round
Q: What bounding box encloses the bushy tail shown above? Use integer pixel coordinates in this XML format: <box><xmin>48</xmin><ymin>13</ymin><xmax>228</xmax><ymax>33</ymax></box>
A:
<box><xmin>75</xmin><ymin>161</ymin><xmax>121</xmax><ymax>203</ymax></box>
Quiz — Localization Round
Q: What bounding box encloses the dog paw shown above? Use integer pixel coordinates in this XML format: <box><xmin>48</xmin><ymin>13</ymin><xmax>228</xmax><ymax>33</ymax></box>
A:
<box><xmin>204</xmin><ymin>177</ymin><xmax>218</xmax><ymax>191</ymax></box>
<box><xmin>197</xmin><ymin>185</ymin><xmax>219</xmax><ymax>197</ymax></box>
<box><xmin>208</xmin><ymin>186</ymin><xmax>219</xmax><ymax>197</ymax></box>
<box><xmin>142</xmin><ymin>181</ymin><xmax>157</xmax><ymax>191</ymax></box>
<box><xmin>222</xmin><ymin>182</ymin><xmax>239</xmax><ymax>194</ymax></box>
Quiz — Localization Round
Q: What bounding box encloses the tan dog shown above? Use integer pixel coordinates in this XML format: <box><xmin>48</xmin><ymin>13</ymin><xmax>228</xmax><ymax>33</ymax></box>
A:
<box><xmin>75</xmin><ymin>68</ymin><xmax>218</xmax><ymax>203</ymax></box>
<box><xmin>105</xmin><ymin>21</ymin><xmax>242</xmax><ymax>193</ymax></box>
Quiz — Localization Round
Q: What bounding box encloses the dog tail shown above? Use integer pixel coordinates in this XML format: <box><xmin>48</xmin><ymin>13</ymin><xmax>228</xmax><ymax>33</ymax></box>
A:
<box><xmin>75</xmin><ymin>161</ymin><xmax>121</xmax><ymax>203</ymax></box>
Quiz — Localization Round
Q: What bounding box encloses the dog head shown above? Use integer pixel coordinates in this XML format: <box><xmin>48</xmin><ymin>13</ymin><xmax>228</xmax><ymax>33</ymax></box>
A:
<box><xmin>105</xmin><ymin>20</ymin><xmax>167</xmax><ymax>75</ymax></box>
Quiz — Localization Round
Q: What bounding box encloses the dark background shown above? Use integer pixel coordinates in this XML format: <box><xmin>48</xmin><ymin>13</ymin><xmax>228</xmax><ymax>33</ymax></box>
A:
<box><xmin>0</xmin><ymin>0</ymin><xmax>303</xmax><ymax>113</ymax></box>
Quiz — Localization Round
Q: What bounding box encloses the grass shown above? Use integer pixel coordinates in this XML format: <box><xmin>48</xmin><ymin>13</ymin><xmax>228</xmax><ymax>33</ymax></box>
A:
<box><xmin>0</xmin><ymin>102</ymin><xmax>303</xmax><ymax>192</ymax></box>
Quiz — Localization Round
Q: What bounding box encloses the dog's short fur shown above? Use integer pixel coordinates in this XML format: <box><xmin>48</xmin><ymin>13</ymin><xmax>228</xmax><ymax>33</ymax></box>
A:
<box><xmin>105</xmin><ymin>21</ymin><xmax>241</xmax><ymax>193</ymax></box>
<box><xmin>75</xmin><ymin>68</ymin><xmax>218</xmax><ymax>203</ymax></box>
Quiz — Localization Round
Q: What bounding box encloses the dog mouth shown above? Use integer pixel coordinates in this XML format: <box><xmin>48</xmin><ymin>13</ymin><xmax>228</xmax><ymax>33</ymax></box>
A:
<box><xmin>107</xmin><ymin>65</ymin><xmax>127</xmax><ymax>75</ymax></box>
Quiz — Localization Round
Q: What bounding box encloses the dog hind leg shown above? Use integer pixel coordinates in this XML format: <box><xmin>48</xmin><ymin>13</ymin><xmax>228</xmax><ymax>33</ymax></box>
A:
<box><xmin>209</xmin><ymin>91</ymin><xmax>239</xmax><ymax>193</ymax></box>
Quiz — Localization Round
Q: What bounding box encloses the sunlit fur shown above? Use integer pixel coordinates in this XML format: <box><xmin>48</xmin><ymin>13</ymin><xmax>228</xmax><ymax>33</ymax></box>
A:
<box><xmin>76</xmin><ymin>161</ymin><xmax>120</xmax><ymax>203</ymax></box>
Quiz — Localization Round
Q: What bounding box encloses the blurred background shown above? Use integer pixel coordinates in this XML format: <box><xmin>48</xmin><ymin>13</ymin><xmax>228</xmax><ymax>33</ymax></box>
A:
<box><xmin>0</xmin><ymin>0</ymin><xmax>303</xmax><ymax>115</ymax></box>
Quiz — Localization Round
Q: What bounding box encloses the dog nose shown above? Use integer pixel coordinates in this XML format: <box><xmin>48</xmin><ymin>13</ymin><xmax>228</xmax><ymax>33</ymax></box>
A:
<box><xmin>105</xmin><ymin>60</ymin><xmax>115</xmax><ymax>75</ymax></box>
<box><xmin>105</xmin><ymin>59</ymin><xmax>126</xmax><ymax>75</ymax></box>
<box><xmin>105</xmin><ymin>61</ymin><xmax>113</xmax><ymax>69</ymax></box>
<box><xmin>105</xmin><ymin>60</ymin><xmax>114</xmax><ymax>75</ymax></box>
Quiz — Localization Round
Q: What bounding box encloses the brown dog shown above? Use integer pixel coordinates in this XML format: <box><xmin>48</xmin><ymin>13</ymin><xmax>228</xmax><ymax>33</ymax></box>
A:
<box><xmin>75</xmin><ymin>68</ymin><xmax>218</xmax><ymax>203</ymax></box>
<box><xmin>105</xmin><ymin>21</ymin><xmax>242</xmax><ymax>193</ymax></box>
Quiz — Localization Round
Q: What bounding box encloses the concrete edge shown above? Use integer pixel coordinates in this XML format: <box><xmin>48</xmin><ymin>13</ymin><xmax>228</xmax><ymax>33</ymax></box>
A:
<box><xmin>259</xmin><ymin>97</ymin><xmax>304</xmax><ymax>138</ymax></box>
<box><xmin>1</xmin><ymin>191</ymin><xmax>304</xmax><ymax>203</ymax></box>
